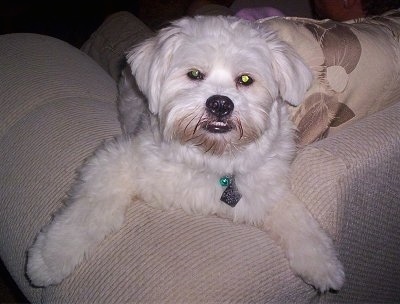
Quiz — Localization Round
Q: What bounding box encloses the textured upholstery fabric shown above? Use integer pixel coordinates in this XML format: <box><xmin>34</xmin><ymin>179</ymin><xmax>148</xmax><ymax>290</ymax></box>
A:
<box><xmin>291</xmin><ymin>101</ymin><xmax>400</xmax><ymax>302</ymax></box>
<box><xmin>261</xmin><ymin>9</ymin><xmax>400</xmax><ymax>145</ymax></box>
<box><xmin>81</xmin><ymin>11</ymin><xmax>154</xmax><ymax>81</ymax></box>
<box><xmin>40</xmin><ymin>206</ymin><xmax>315</xmax><ymax>303</ymax></box>
<box><xmin>1</xmin><ymin>11</ymin><xmax>400</xmax><ymax>304</ymax></box>
<box><xmin>0</xmin><ymin>33</ymin><xmax>120</xmax><ymax>302</ymax></box>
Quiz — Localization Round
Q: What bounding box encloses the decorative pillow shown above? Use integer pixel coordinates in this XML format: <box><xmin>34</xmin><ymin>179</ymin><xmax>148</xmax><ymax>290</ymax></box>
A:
<box><xmin>259</xmin><ymin>9</ymin><xmax>400</xmax><ymax>146</ymax></box>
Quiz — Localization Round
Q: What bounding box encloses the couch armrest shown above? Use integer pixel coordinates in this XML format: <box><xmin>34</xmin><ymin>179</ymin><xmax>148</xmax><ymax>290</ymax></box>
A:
<box><xmin>291</xmin><ymin>101</ymin><xmax>400</xmax><ymax>302</ymax></box>
<box><xmin>0</xmin><ymin>33</ymin><xmax>120</xmax><ymax>303</ymax></box>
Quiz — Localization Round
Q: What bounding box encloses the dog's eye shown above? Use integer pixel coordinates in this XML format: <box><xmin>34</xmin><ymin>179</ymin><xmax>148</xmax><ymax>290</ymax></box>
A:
<box><xmin>237</xmin><ymin>74</ymin><xmax>254</xmax><ymax>86</ymax></box>
<box><xmin>187</xmin><ymin>69</ymin><xmax>204</xmax><ymax>80</ymax></box>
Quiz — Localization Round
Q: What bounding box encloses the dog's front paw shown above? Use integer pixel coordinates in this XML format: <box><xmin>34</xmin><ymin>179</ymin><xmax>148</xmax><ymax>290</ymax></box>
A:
<box><xmin>27</xmin><ymin>230</ymin><xmax>81</xmax><ymax>287</ymax></box>
<box><xmin>288</xmin><ymin>243</ymin><xmax>345</xmax><ymax>293</ymax></box>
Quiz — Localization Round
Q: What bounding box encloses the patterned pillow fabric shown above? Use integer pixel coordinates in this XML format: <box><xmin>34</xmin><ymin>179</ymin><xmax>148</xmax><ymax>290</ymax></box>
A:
<box><xmin>259</xmin><ymin>9</ymin><xmax>400</xmax><ymax>146</ymax></box>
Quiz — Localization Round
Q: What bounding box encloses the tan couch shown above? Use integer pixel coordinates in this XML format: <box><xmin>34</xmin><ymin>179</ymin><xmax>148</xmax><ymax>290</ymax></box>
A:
<box><xmin>1</xmin><ymin>11</ymin><xmax>400</xmax><ymax>303</ymax></box>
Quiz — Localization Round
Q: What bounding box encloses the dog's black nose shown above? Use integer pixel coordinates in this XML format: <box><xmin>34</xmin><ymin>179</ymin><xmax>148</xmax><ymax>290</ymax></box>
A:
<box><xmin>206</xmin><ymin>95</ymin><xmax>234</xmax><ymax>117</ymax></box>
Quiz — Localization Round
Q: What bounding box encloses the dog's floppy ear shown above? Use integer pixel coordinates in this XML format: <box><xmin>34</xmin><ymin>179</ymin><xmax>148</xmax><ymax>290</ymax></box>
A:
<box><xmin>269</xmin><ymin>41</ymin><xmax>313</xmax><ymax>106</ymax></box>
<box><xmin>126</xmin><ymin>24</ymin><xmax>182</xmax><ymax>114</ymax></box>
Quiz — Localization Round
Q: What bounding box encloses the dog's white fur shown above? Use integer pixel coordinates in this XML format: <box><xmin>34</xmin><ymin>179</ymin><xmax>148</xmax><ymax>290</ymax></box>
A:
<box><xmin>27</xmin><ymin>16</ymin><xmax>345</xmax><ymax>292</ymax></box>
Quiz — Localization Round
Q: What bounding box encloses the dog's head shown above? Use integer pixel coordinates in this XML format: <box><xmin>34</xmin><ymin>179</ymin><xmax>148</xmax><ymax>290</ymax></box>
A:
<box><xmin>127</xmin><ymin>16</ymin><xmax>312</xmax><ymax>155</ymax></box>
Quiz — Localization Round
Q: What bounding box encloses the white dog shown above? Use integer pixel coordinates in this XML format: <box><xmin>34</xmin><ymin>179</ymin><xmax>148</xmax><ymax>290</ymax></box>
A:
<box><xmin>27</xmin><ymin>15</ymin><xmax>344</xmax><ymax>293</ymax></box>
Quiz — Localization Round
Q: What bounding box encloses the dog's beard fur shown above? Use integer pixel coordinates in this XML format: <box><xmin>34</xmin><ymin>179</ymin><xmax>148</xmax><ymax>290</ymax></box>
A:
<box><xmin>174</xmin><ymin>109</ymin><xmax>246</xmax><ymax>155</ymax></box>
<box><xmin>174</xmin><ymin>108</ymin><xmax>271</xmax><ymax>155</ymax></box>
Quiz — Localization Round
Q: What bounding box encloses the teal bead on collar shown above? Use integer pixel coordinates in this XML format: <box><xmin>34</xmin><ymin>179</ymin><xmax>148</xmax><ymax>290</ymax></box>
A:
<box><xmin>219</xmin><ymin>176</ymin><xmax>231</xmax><ymax>187</ymax></box>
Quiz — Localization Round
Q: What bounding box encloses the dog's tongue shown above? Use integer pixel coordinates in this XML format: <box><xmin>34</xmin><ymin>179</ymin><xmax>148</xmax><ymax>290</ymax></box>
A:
<box><xmin>205</xmin><ymin>121</ymin><xmax>231</xmax><ymax>133</ymax></box>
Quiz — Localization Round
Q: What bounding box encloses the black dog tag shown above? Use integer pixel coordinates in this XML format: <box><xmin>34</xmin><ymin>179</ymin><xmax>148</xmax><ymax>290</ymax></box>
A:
<box><xmin>220</xmin><ymin>176</ymin><xmax>242</xmax><ymax>207</ymax></box>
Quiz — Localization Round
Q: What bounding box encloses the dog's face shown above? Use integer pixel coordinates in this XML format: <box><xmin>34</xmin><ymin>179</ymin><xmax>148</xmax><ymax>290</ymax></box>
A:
<box><xmin>127</xmin><ymin>16</ymin><xmax>312</xmax><ymax>155</ymax></box>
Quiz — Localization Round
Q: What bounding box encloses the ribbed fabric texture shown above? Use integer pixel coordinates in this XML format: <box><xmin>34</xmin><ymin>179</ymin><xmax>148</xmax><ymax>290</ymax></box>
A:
<box><xmin>0</xmin><ymin>33</ymin><xmax>117</xmax><ymax>139</ymax></box>
<box><xmin>0</xmin><ymin>33</ymin><xmax>120</xmax><ymax>303</ymax></box>
<box><xmin>42</xmin><ymin>205</ymin><xmax>314</xmax><ymax>303</ymax></box>
<box><xmin>81</xmin><ymin>11</ymin><xmax>154</xmax><ymax>81</ymax></box>
<box><xmin>292</xmin><ymin>101</ymin><xmax>400</xmax><ymax>303</ymax></box>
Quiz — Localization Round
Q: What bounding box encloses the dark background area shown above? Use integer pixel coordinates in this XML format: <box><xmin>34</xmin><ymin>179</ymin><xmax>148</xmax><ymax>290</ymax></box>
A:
<box><xmin>0</xmin><ymin>0</ymin><xmax>234</xmax><ymax>48</ymax></box>
<box><xmin>1</xmin><ymin>1</ymin><xmax>140</xmax><ymax>47</ymax></box>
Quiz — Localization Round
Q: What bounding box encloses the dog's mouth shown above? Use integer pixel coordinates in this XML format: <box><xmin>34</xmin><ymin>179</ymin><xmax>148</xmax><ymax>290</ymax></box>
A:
<box><xmin>204</xmin><ymin>120</ymin><xmax>232</xmax><ymax>133</ymax></box>
<box><xmin>175</xmin><ymin>112</ymin><xmax>251</xmax><ymax>155</ymax></box>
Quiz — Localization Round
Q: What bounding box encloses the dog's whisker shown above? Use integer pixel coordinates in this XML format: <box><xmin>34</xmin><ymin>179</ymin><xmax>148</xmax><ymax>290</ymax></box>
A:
<box><xmin>205</xmin><ymin>141</ymin><xmax>217</xmax><ymax>154</ymax></box>
<box><xmin>236</xmin><ymin>117</ymin><xmax>244</xmax><ymax>140</ymax></box>
<box><xmin>194</xmin><ymin>139</ymin><xmax>208</xmax><ymax>149</ymax></box>
<box><xmin>187</xmin><ymin>133</ymin><xmax>204</xmax><ymax>143</ymax></box>
<box><xmin>261</xmin><ymin>109</ymin><xmax>270</xmax><ymax>120</ymax></box>
<box><xmin>193</xmin><ymin>112</ymin><xmax>206</xmax><ymax>135</ymax></box>
<box><xmin>184</xmin><ymin>114</ymin><xmax>198</xmax><ymax>135</ymax></box>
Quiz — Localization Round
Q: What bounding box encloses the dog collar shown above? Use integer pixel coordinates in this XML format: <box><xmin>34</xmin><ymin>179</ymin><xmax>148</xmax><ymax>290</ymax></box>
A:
<box><xmin>219</xmin><ymin>175</ymin><xmax>242</xmax><ymax>207</ymax></box>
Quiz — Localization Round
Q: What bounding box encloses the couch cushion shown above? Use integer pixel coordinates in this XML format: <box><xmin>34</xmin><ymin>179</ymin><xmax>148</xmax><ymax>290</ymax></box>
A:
<box><xmin>81</xmin><ymin>11</ymin><xmax>154</xmax><ymax>81</ymax></box>
<box><xmin>260</xmin><ymin>9</ymin><xmax>400</xmax><ymax>146</ymax></box>
<box><xmin>0</xmin><ymin>33</ymin><xmax>120</xmax><ymax>303</ymax></box>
